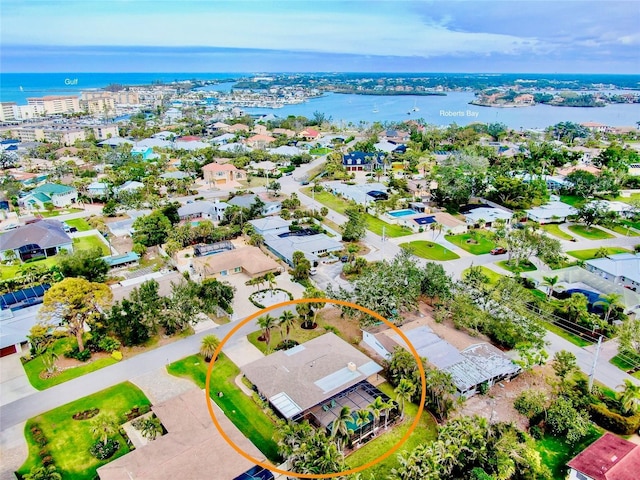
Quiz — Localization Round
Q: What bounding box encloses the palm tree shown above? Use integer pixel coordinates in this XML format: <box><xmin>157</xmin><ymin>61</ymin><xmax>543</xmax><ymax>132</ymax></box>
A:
<box><xmin>618</xmin><ymin>379</ymin><xmax>640</xmax><ymax>415</ymax></box>
<box><xmin>278</xmin><ymin>310</ymin><xmax>296</xmax><ymax>342</ymax></box>
<box><xmin>89</xmin><ymin>412</ymin><xmax>118</xmax><ymax>446</ymax></box>
<box><xmin>330</xmin><ymin>405</ymin><xmax>353</xmax><ymax>451</ymax></box>
<box><xmin>541</xmin><ymin>275</ymin><xmax>561</xmax><ymax>299</ymax></box>
<box><xmin>199</xmin><ymin>334</ymin><xmax>220</xmax><ymax>362</ymax></box>
<box><xmin>431</xmin><ymin>222</ymin><xmax>443</xmax><ymax>240</ymax></box>
<box><xmin>265</xmin><ymin>272</ymin><xmax>276</xmax><ymax>292</ymax></box>
<box><xmin>594</xmin><ymin>293</ymin><xmax>624</xmax><ymax>323</ymax></box>
<box><xmin>395</xmin><ymin>379</ymin><xmax>416</xmax><ymax>420</ymax></box>
<box><xmin>368</xmin><ymin>396</ymin><xmax>386</xmax><ymax>431</ymax></box>
<box><xmin>257</xmin><ymin>314</ymin><xmax>277</xmax><ymax>352</ymax></box>
<box><xmin>354</xmin><ymin>409</ymin><xmax>371</xmax><ymax>443</ymax></box>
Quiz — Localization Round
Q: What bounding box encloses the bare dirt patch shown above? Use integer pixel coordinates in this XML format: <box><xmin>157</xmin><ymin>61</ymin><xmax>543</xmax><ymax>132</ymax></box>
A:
<box><xmin>318</xmin><ymin>306</ymin><xmax>362</xmax><ymax>344</ymax></box>
<box><xmin>456</xmin><ymin>364</ymin><xmax>555</xmax><ymax>430</ymax></box>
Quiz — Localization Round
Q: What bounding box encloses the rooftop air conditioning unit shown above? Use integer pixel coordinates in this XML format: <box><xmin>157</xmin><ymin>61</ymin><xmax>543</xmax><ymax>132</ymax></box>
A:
<box><xmin>347</xmin><ymin>362</ymin><xmax>357</xmax><ymax>372</ymax></box>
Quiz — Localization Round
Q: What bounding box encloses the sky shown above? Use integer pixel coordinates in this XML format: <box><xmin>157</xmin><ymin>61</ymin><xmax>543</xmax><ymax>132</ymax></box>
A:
<box><xmin>1</xmin><ymin>0</ymin><xmax>639</xmax><ymax>73</ymax></box>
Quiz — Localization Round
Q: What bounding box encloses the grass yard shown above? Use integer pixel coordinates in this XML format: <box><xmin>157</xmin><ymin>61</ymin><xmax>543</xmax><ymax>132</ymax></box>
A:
<box><xmin>17</xmin><ymin>382</ymin><xmax>150</xmax><ymax>480</ymax></box>
<box><xmin>38</xmin><ymin>208</ymin><xmax>84</xmax><ymax>218</ymax></box>
<box><xmin>541</xmin><ymin>223</ymin><xmax>574</xmax><ymax>240</ymax></box>
<box><xmin>399</xmin><ymin>241</ymin><xmax>460</xmax><ymax>260</ymax></box>
<box><xmin>365</xmin><ymin>214</ymin><xmax>413</xmax><ymax>238</ymax></box>
<box><xmin>302</xmin><ymin>188</ymin><xmax>350</xmax><ymax>214</ymax></box>
<box><xmin>1</xmin><ymin>256</ymin><xmax>59</xmax><ymax>280</ymax></box>
<box><xmin>535</xmin><ymin>427</ymin><xmax>602</xmax><ymax>479</ymax></box>
<box><xmin>346</xmin><ymin>383</ymin><xmax>438</xmax><ymax>479</ymax></box>
<box><xmin>445</xmin><ymin>231</ymin><xmax>496</xmax><ymax>255</ymax></box>
<box><xmin>622</xmin><ymin>219</ymin><xmax>640</xmax><ymax>231</ymax></box>
<box><xmin>559</xmin><ymin>195</ymin><xmax>586</xmax><ymax>207</ymax></box>
<box><xmin>23</xmin><ymin>337</ymin><xmax>118</xmax><ymax>390</ymax></box>
<box><xmin>167</xmin><ymin>354</ymin><xmax>281</xmax><ymax>462</ymax></box>
<box><xmin>65</xmin><ymin>218</ymin><xmax>92</xmax><ymax>232</ymax></box>
<box><xmin>610</xmin><ymin>352</ymin><xmax>640</xmax><ymax>379</ymax></box>
<box><xmin>543</xmin><ymin>322</ymin><xmax>593</xmax><ymax>347</ymax></box>
<box><xmin>310</xmin><ymin>147</ymin><xmax>332</xmax><ymax>155</ymax></box>
<box><xmin>568</xmin><ymin>225</ymin><xmax>614</xmax><ymax>240</ymax></box>
<box><xmin>496</xmin><ymin>260</ymin><xmax>537</xmax><ymax>273</ymax></box>
<box><xmin>462</xmin><ymin>266</ymin><xmax>503</xmax><ymax>285</ymax></box>
<box><xmin>248</xmin><ymin>325</ymin><xmax>325</xmax><ymax>354</ymax></box>
<box><xmin>73</xmin><ymin>235</ymin><xmax>110</xmax><ymax>255</ymax></box>
<box><xmin>608</xmin><ymin>224</ymin><xmax>640</xmax><ymax>236</ymax></box>
<box><xmin>566</xmin><ymin>247</ymin><xmax>631</xmax><ymax>261</ymax></box>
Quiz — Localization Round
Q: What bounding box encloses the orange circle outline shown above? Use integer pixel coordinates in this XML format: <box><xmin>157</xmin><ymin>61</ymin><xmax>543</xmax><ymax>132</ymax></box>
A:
<box><xmin>205</xmin><ymin>298</ymin><xmax>427</xmax><ymax>479</ymax></box>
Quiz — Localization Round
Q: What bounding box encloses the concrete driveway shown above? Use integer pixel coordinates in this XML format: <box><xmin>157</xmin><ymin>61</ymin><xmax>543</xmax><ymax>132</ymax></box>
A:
<box><xmin>0</xmin><ymin>350</ymin><xmax>37</xmax><ymax>407</ymax></box>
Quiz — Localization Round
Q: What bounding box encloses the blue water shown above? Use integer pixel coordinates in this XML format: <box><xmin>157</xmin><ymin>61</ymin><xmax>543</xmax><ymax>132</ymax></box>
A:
<box><xmin>2</xmin><ymin>73</ymin><xmax>639</xmax><ymax>129</ymax></box>
<box><xmin>388</xmin><ymin>209</ymin><xmax>417</xmax><ymax>217</ymax></box>
<box><xmin>0</xmin><ymin>73</ymin><xmax>240</xmax><ymax>104</ymax></box>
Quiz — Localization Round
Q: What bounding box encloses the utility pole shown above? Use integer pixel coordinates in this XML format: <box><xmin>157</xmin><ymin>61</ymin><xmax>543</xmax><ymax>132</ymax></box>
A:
<box><xmin>588</xmin><ymin>335</ymin><xmax>603</xmax><ymax>392</ymax></box>
<box><xmin>381</xmin><ymin>225</ymin><xmax>386</xmax><ymax>259</ymax></box>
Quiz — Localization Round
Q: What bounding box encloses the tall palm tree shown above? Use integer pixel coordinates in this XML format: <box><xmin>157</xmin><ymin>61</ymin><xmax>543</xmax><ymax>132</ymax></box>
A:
<box><xmin>330</xmin><ymin>406</ymin><xmax>353</xmax><ymax>452</ymax></box>
<box><xmin>278</xmin><ymin>310</ymin><xmax>296</xmax><ymax>342</ymax></box>
<box><xmin>431</xmin><ymin>222</ymin><xmax>443</xmax><ymax>240</ymax></box>
<box><xmin>355</xmin><ymin>409</ymin><xmax>371</xmax><ymax>443</ymax></box>
<box><xmin>368</xmin><ymin>396</ymin><xmax>386</xmax><ymax>431</ymax></box>
<box><xmin>199</xmin><ymin>334</ymin><xmax>220</xmax><ymax>362</ymax></box>
<box><xmin>265</xmin><ymin>272</ymin><xmax>276</xmax><ymax>292</ymax></box>
<box><xmin>618</xmin><ymin>379</ymin><xmax>640</xmax><ymax>415</ymax></box>
<box><xmin>395</xmin><ymin>379</ymin><xmax>416</xmax><ymax>420</ymax></box>
<box><xmin>89</xmin><ymin>412</ymin><xmax>118</xmax><ymax>446</ymax></box>
<box><xmin>257</xmin><ymin>314</ymin><xmax>277</xmax><ymax>353</ymax></box>
<box><xmin>594</xmin><ymin>293</ymin><xmax>624</xmax><ymax>323</ymax></box>
<box><xmin>541</xmin><ymin>275</ymin><xmax>561</xmax><ymax>299</ymax></box>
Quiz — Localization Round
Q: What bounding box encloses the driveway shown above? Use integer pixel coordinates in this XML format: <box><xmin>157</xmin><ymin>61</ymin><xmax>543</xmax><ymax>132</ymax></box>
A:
<box><xmin>0</xmin><ymin>349</ymin><xmax>37</xmax><ymax>407</ymax></box>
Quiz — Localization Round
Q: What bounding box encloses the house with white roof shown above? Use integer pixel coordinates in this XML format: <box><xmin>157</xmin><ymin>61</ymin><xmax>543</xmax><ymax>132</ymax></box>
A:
<box><xmin>248</xmin><ymin>216</ymin><xmax>292</xmax><ymax>236</ymax></box>
<box><xmin>263</xmin><ymin>229</ymin><xmax>342</xmax><ymax>266</ymax></box>
<box><xmin>526</xmin><ymin>201</ymin><xmax>577</xmax><ymax>224</ymax></box>
<box><xmin>585</xmin><ymin>253</ymin><xmax>640</xmax><ymax>291</ymax></box>
<box><xmin>588</xmin><ymin>200</ymin><xmax>634</xmax><ymax>218</ymax></box>
<box><xmin>114</xmin><ymin>180</ymin><xmax>144</xmax><ymax>195</ymax></box>
<box><xmin>87</xmin><ymin>181</ymin><xmax>109</xmax><ymax>197</ymax></box>
<box><xmin>462</xmin><ymin>206</ymin><xmax>512</xmax><ymax>227</ymax></box>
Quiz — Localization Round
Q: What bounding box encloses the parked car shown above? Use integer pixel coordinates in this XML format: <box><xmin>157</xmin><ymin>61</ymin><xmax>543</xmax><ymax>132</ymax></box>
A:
<box><xmin>340</xmin><ymin>255</ymin><xmax>349</xmax><ymax>262</ymax></box>
<box><xmin>490</xmin><ymin>247</ymin><xmax>507</xmax><ymax>255</ymax></box>
<box><xmin>309</xmin><ymin>268</ymin><xmax>317</xmax><ymax>275</ymax></box>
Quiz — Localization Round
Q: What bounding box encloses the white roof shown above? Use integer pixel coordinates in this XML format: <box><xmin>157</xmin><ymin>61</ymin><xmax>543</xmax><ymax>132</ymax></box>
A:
<box><xmin>526</xmin><ymin>201</ymin><xmax>577</xmax><ymax>220</ymax></box>
<box><xmin>589</xmin><ymin>200</ymin><xmax>633</xmax><ymax>214</ymax></box>
<box><xmin>464</xmin><ymin>207</ymin><xmax>512</xmax><ymax>223</ymax></box>
<box><xmin>373</xmin><ymin>141</ymin><xmax>398</xmax><ymax>153</ymax></box>
<box><xmin>269</xmin><ymin>145</ymin><xmax>304</xmax><ymax>156</ymax></box>
<box><xmin>586</xmin><ymin>253</ymin><xmax>640</xmax><ymax>284</ymax></box>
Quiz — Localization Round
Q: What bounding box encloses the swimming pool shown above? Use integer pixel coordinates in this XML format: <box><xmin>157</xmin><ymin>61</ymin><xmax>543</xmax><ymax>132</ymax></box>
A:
<box><xmin>388</xmin><ymin>209</ymin><xmax>416</xmax><ymax>218</ymax></box>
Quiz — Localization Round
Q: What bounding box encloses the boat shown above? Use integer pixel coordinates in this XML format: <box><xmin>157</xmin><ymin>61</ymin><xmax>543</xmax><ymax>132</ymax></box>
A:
<box><xmin>412</xmin><ymin>100</ymin><xmax>419</xmax><ymax>112</ymax></box>
<box><xmin>372</xmin><ymin>104</ymin><xmax>379</xmax><ymax>113</ymax></box>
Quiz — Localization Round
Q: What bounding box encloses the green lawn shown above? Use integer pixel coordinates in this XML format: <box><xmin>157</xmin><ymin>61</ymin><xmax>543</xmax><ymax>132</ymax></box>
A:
<box><xmin>65</xmin><ymin>218</ymin><xmax>92</xmax><ymax>232</ymax></box>
<box><xmin>445</xmin><ymin>231</ymin><xmax>496</xmax><ymax>255</ymax></box>
<box><xmin>608</xmin><ymin>224</ymin><xmax>640</xmax><ymax>237</ymax></box>
<box><xmin>612</xmin><ymin>193</ymin><xmax>640</xmax><ymax>203</ymax></box>
<box><xmin>302</xmin><ymin>188</ymin><xmax>349</xmax><ymax>214</ymax></box>
<box><xmin>535</xmin><ymin>427</ymin><xmax>602</xmax><ymax>479</ymax></box>
<box><xmin>622</xmin><ymin>219</ymin><xmax>640</xmax><ymax>231</ymax></box>
<box><xmin>247</xmin><ymin>326</ymin><xmax>325</xmax><ymax>354</ymax></box>
<box><xmin>73</xmin><ymin>235</ymin><xmax>110</xmax><ymax>255</ymax></box>
<box><xmin>496</xmin><ymin>260</ymin><xmax>537</xmax><ymax>273</ymax></box>
<box><xmin>541</xmin><ymin>223</ymin><xmax>574</xmax><ymax>240</ymax></box>
<box><xmin>559</xmin><ymin>195</ymin><xmax>586</xmax><ymax>207</ymax></box>
<box><xmin>399</xmin><ymin>241</ymin><xmax>460</xmax><ymax>261</ymax></box>
<box><xmin>167</xmin><ymin>354</ymin><xmax>281</xmax><ymax>462</ymax></box>
<box><xmin>17</xmin><ymin>382</ymin><xmax>150</xmax><ymax>480</ymax></box>
<box><xmin>345</xmin><ymin>383</ymin><xmax>438</xmax><ymax>478</ymax></box>
<box><xmin>1</xmin><ymin>256</ymin><xmax>59</xmax><ymax>280</ymax></box>
<box><xmin>37</xmin><ymin>208</ymin><xmax>84</xmax><ymax>218</ymax></box>
<box><xmin>610</xmin><ymin>353</ymin><xmax>640</xmax><ymax>379</ymax></box>
<box><xmin>543</xmin><ymin>322</ymin><xmax>593</xmax><ymax>347</ymax></box>
<box><xmin>365</xmin><ymin>214</ymin><xmax>413</xmax><ymax>238</ymax></box>
<box><xmin>566</xmin><ymin>247</ymin><xmax>631</xmax><ymax>261</ymax></box>
<box><xmin>568</xmin><ymin>225</ymin><xmax>614</xmax><ymax>240</ymax></box>
<box><xmin>310</xmin><ymin>147</ymin><xmax>332</xmax><ymax>155</ymax></box>
<box><xmin>23</xmin><ymin>337</ymin><xmax>118</xmax><ymax>390</ymax></box>
<box><xmin>462</xmin><ymin>266</ymin><xmax>503</xmax><ymax>285</ymax></box>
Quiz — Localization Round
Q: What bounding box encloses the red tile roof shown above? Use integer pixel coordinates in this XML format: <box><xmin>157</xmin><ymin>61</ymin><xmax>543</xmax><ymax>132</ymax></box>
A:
<box><xmin>202</xmin><ymin>163</ymin><xmax>239</xmax><ymax>172</ymax></box>
<box><xmin>177</xmin><ymin>136</ymin><xmax>201</xmax><ymax>142</ymax></box>
<box><xmin>568</xmin><ymin>433</ymin><xmax>636</xmax><ymax>480</ymax></box>
<box><xmin>607</xmin><ymin>447</ymin><xmax>640</xmax><ymax>480</ymax></box>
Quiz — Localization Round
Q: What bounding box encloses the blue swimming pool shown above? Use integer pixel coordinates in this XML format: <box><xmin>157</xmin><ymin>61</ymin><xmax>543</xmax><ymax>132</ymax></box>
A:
<box><xmin>388</xmin><ymin>209</ymin><xmax>416</xmax><ymax>218</ymax></box>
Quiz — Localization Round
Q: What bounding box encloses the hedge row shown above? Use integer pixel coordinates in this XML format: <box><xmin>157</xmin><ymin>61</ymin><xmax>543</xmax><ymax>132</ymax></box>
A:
<box><xmin>589</xmin><ymin>403</ymin><xmax>640</xmax><ymax>435</ymax></box>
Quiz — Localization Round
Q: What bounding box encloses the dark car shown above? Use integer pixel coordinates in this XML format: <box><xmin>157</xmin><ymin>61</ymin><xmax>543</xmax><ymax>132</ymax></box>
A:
<box><xmin>490</xmin><ymin>247</ymin><xmax>507</xmax><ymax>255</ymax></box>
<box><xmin>340</xmin><ymin>255</ymin><xmax>349</xmax><ymax>262</ymax></box>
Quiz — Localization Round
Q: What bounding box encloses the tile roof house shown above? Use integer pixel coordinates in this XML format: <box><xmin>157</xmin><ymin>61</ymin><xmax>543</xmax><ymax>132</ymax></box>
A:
<box><xmin>201</xmin><ymin>163</ymin><xmax>245</xmax><ymax>188</ymax></box>
<box><xmin>298</xmin><ymin>128</ymin><xmax>320</xmax><ymax>141</ymax></box>
<box><xmin>245</xmin><ymin>134</ymin><xmax>277</xmax><ymax>149</ymax></box>
<box><xmin>192</xmin><ymin>246</ymin><xmax>280</xmax><ymax>279</ymax></box>
<box><xmin>0</xmin><ymin>219</ymin><xmax>73</xmax><ymax>262</ymax></box>
<box><xmin>97</xmin><ymin>388</ymin><xmax>272</xmax><ymax>480</ymax></box>
<box><xmin>20</xmin><ymin>183</ymin><xmax>78</xmax><ymax>209</ymax></box>
<box><xmin>226</xmin><ymin>123</ymin><xmax>250</xmax><ymax>133</ymax></box>
<box><xmin>567</xmin><ymin>432</ymin><xmax>640</xmax><ymax>480</ymax></box>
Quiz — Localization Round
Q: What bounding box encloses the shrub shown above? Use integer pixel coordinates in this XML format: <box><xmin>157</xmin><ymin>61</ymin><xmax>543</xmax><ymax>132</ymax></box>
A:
<box><xmin>529</xmin><ymin>425</ymin><xmax>544</xmax><ymax>440</ymax></box>
<box><xmin>98</xmin><ymin>336</ymin><xmax>121</xmax><ymax>353</ymax></box>
<box><xmin>41</xmin><ymin>455</ymin><xmax>55</xmax><ymax>467</ymax></box>
<box><xmin>589</xmin><ymin>403</ymin><xmax>640</xmax><ymax>435</ymax></box>
<box><xmin>64</xmin><ymin>345</ymin><xmax>91</xmax><ymax>362</ymax></box>
<box><xmin>89</xmin><ymin>438</ymin><xmax>119</xmax><ymax>460</ymax></box>
<box><xmin>111</xmin><ymin>351</ymin><xmax>123</xmax><ymax>361</ymax></box>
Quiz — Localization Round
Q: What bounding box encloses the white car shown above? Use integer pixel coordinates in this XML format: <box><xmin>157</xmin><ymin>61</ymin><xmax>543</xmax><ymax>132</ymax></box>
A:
<box><xmin>309</xmin><ymin>268</ymin><xmax>317</xmax><ymax>276</ymax></box>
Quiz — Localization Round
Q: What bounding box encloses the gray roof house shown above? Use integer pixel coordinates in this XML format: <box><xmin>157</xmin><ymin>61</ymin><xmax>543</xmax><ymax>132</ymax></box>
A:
<box><xmin>242</xmin><ymin>333</ymin><xmax>382</xmax><ymax>421</ymax></box>
<box><xmin>228</xmin><ymin>194</ymin><xmax>281</xmax><ymax>216</ymax></box>
<box><xmin>0</xmin><ymin>219</ymin><xmax>73</xmax><ymax>262</ymax></box>
<box><xmin>248</xmin><ymin>216</ymin><xmax>292</xmax><ymax>236</ymax></box>
<box><xmin>585</xmin><ymin>253</ymin><xmax>640</xmax><ymax>291</ymax></box>
<box><xmin>264</xmin><ymin>230</ymin><xmax>342</xmax><ymax>266</ymax></box>
<box><xmin>363</xmin><ymin>325</ymin><xmax>520</xmax><ymax>397</ymax></box>
<box><xmin>177</xmin><ymin>200</ymin><xmax>229</xmax><ymax>222</ymax></box>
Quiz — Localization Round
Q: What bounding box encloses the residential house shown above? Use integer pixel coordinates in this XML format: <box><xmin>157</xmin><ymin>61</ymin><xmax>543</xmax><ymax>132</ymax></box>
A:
<box><xmin>567</xmin><ymin>432</ymin><xmax>639</xmax><ymax>480</ymax></box>
<box><xmin>210</xmin><ymin>121</ymin><xmax>230</xmax><ymax>131</ymax></box>
<box><xmin>217</xmin><ymin>142</ymin><xmax>252</xmax><ymax>153</ymax></box>
<box><xmin>383</xmin><ymin>129</ymin><xmax>410</xmax><ymax>144</ymax></box>
<box><xmin>131</xmin><ymin>146</ymin><xmax>155</xmax><ymax>161</ymax></box>
<box><xmin>432</xmin><ymin>212</ymin><xmax>468</xmax><ymax>235</ymax></box>
<box><xmin>342</xmin><ymin>151</ymin><xmax>385</xmax><ymax>172</ymax></box>
<box><xmin>461</xmin><ymin>205</ymin><xmax>512</xmax><ymax>227</ymax></box>
<box><xmin>581</xmin><ymin>122</ymin><xmax>614</xmax><ymax>134</ymax></box>
<box><xmin>114</xmin><ymin>180</ymin><xmax>144</xmax><ymax>195</ymax></box>
<box><xmin>97</xmin><ymin>389</ymin><xmax>273</xmax><ymax>480</ymax></box>
<box><xmin>159</xmin><ymin>171</ymin><xmax>192</xmax><ymax>181</ymax></box>
<box><xmin>98</xmin><ymin>137</ymin><xmax>134</xmax><ymax>149</ymax></box>
<box><xmin>588</xmin><ymin>200</ymin><xmax>634</xmax><ymax>218</ymax></box>
<box><xmin>525</xmin><ymin>201</ymin><xmax>577</xmax><ymax>224</ymax></box>
<box><xmin>245</xmin><ymin>134</ymin><xmax>276</xmax><ymax>149</ymax></box>
<box><xmin>210</xmin><ymin>133</ymin><xmax>235</xmax><ymax>145</ymax></box>
<box><xmin>227</xmin><ymin>194</ymin><xmax>281</xmax><ymax>216</ymax></box>
<box><xmin>225</xmin><ymin>123</ymin><xmax>250</xmax><ymax>133</ymax></box>
<box><xmin>363</xmin><ymin>323</ymin><xmax>520</xmax><ymax>397</ymax></box>
<box><xmin>20</xmin><ymin>183</ymin><xmax>78</xmax><ymax>209</ymax></box>
<box><xmin>521</xmin><ymin>173</ymin><xmax>569</xmax><ymax>191</ymax></box>
<box><xmin>248</xmin><ymin>216</ymin><xmax>292</xmax><ymax>236</ymax></box>
<box><xmin>0</xmin><ymin>219</ymin><xmax>73</xmax><ymax>262</ymax></box>
<box><xmin>298</xmin><ymin>128</ymin><xmax>320</xmax><ymax>141</ymax></box>
<box><xmin>87</xmin><ymin>181</ymin><xmax>109</xmax><ymax>197</ymax></box>
<box><xmin>192</xmin><ymin>246</ymin><xmax>280</xmax><ymax>279</ymax></box>
<box><xmin>242</xmin><ymin>333</ymin><xmax>384</xmax><ymax>426</ymax></box>
<box><xmin>272</xmin><ymin>127</ymin><xmax>296</xmax><ymax>138</ymax></box>
<box><xmin>324</xmin><ymin>181</ymin><xmax>388</xmax><ymax>206</ymax></box>
<box><xmin>202</xmin><ymin>163</ymin><xmax>245</xmax><ymax>188</ymax></box>
<box><xmin>268</xmin><ymin>145</ymin><xmax>304</xmax><ymax>156</ymax></box>
<box><xmin>263</xmin><ymin>229</ymin><xmax>342</xmax><ymax>266</ymax></box>
<box><xmin>178</xmin><ymin>200</ymin><xmax>229</xmax><ymax>222</ymax></box>
<box><xmin>249</xmin><ymin>160</ymin><xmax>280</xmax><ymax>176</ymax></box>
<box><xmin>585</xmin><ymin>253</ymin><xmax>640</xmax><ymax>291</ymax></box>
<box><xmin>252</xmin><ymin>124</ymin><xmax>269</xmax><ymax>135</ymax></box>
